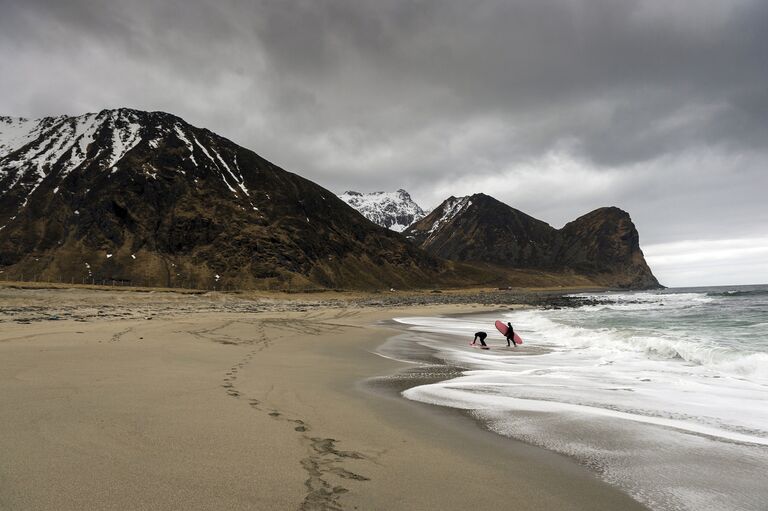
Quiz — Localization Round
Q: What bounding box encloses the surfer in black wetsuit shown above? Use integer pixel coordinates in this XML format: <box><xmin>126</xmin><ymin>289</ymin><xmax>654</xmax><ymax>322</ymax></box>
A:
<box><xmin>506</xmin><ymin>322</ymin><xmax>517</xmax><ymax>347</ymax></box>
<box><xmin>472</xmin><ymin>331</ymin><xmax>489</xmax><ymax>348</ymax></box>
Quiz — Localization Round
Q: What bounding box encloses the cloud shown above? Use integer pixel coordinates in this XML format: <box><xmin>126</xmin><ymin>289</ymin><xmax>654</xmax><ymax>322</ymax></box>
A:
<box><xmin>644</xmin><ymin>237</ymin><xmax>768</xmax><ymax>287</ymax></box>
<box><xmin>1</xmin><ymin>0</ymin><xmax>767</xmax><ymax>286</ymax></box>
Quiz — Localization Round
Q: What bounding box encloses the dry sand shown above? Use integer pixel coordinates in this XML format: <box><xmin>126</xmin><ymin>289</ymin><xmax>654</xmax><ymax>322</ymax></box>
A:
<box><xmin>0</xmin><ymin>288</ymin><xmax>647</xmax><ymax>510</ymax></box>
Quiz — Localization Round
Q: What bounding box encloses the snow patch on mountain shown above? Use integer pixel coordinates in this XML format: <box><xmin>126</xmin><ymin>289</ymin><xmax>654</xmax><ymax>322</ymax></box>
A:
<box><xmin>1</xmin><ymin>111</ymin><xmax>147</xmax><ymax>180</ymax></box>
<box><xmin>1</xmin><ymin>110</ymin><xmax>145</xmax><ymax>187</ymax></box>
<box><xmin>425</xmin><ymin>196</ymin><xmax>472</xmax><ymax>239</ymax></box>
<box><xmin>0</xmin><ymin>116</ymin><xmax>46</xmax><ymax>159</ymax></box>
<box><xmin>105</xmin><ymin>110</ymin><xmax>142</xmax><ymax>169</ymax></box>
<box><xmin>0</xmin><ymin>108</ymin><xmax>267</xmax><ymax>219</ymax></box>
<box><xmin>339</xmin><ymin>189</ymin><xmax>427</xmax><ymax>232</ymax></box>
<box><xmin>67</xmin><ymin>113</ymin><xmax>102</xmax><ymax>173</ymax></box>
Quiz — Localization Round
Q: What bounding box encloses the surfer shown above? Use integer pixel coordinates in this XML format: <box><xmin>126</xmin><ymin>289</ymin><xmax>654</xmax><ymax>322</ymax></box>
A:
<box><xmin>506</xmin><ymin>322</ymin><xmax>517</xmax><ymax>347</ymax></box>
<box><xmin>472</xmin><ymin>331</ymin><xmax>488</xmax><ymax>348</ymax></box>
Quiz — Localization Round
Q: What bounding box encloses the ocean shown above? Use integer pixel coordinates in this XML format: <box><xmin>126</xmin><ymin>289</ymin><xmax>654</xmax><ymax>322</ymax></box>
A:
<box><xmin>387</xmin><ymin>285</ymin><xmax>768</xmax><ymax>511</ymax></box>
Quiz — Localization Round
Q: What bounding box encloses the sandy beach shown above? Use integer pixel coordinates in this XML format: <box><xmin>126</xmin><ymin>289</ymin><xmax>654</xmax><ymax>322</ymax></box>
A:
<box><xmin>0</xmin><ymin>286</ymin><xmax>647</xmax><ymax>510</ymax></box>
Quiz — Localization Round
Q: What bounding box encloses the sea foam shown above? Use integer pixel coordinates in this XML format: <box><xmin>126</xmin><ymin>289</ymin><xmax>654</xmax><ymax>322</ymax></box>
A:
<box><xmin>390</xmin><ymin>286</ymin><xmax>768</xmax><ymax>511</ymax></box>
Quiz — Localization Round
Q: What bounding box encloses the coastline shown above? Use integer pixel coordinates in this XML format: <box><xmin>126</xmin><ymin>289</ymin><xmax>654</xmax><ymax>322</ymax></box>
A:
<box><xmin>384</xmin><ymin>295</ymin><xmax>768</xmax><ymax>511</ymax></box>
<box><xmin>0</xmin><ymin>288</ymin><xmax>647</xmax><ymax>510</ymax></box>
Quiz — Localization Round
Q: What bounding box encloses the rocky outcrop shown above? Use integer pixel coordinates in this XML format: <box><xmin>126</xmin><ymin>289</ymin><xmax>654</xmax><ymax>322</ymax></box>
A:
<box><xmin>405</xmin><ymin>193</ymin><xmax>660</xmax><ymax>289</ymax></box>
<box><xmin>556</xmin><ymin>207</ymin><xmax>660</xmax><ymax>289</ymax></box>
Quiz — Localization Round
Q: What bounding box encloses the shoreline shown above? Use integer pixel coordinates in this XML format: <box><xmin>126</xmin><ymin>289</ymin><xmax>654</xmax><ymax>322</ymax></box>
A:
<box><xmin>383</xmin><ymin>300</ymin><xmax>768</xmax><ymax>511</ymax></box>
<box><xmin>0</xmin><ymin>282</ymin><xmax>618</xmax><ymax>327</ymax></box>
<box><xmin>0</xmin><ymin>289</ymin><xmax>647</xmax><ymax>510</ymax></box>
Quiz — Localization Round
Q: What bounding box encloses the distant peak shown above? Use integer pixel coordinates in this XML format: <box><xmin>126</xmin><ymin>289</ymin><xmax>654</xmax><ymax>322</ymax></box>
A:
<box><xmin>338</xmin><ymin>189</ymin><xmax>426</xmax><ymax>231</ymax></box>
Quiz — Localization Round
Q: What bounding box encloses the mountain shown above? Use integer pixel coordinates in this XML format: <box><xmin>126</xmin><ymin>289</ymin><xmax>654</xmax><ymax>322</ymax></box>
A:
<box><xmin>338</xmin><ymin>189</ymin><xmax>427</xmax><ymax>232</ymax></box>
<box><xmin>404</xmin><ymin>194</ymin><xmax>558</xmax><ymax>267</ymax></box>
<box><xmin>557</xmin><ymin>207</ymin><xmax>660</xmax><ymax>289</ymax></box>
<box><xmin>0</xmin><ymin>108</ymin><xmax>447</xmax><ymax>290</ymax></box>
<box><xmin>404</xmin><ymin>193</ymin><xmax>660</xmax><ymax>289</ymax></box>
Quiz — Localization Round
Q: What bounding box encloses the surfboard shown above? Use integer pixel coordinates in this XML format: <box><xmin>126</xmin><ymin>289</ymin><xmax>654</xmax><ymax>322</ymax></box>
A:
<box><xmin>494</xmin><ymin>320</ymin><xmax>523</xmax><ymax>344</ymax></box>
<box><xmin>469</xmin><ymin>343</ymin><xmax>520</xmax><ymax>349</ymax></box>
<box><xmin>469</xmin><ymin>343</ymin><xmax>514</xmax><ymax>350</ymax></box>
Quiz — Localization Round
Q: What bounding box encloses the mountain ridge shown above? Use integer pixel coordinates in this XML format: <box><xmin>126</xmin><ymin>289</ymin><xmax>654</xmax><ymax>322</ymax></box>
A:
<box><xmin>0</xmin><ymin>108</ymin><xmax>659</xmax><ymax>291</ymax></box>
<box><xmin>405</xmin><ymin>193</ymin><xmax>660</xmax><ymax>289</ymax></box>
<box><xmin>0</xmin><ymin>108</ymin><xmax>449</xmax><ymax>290</ymax></box>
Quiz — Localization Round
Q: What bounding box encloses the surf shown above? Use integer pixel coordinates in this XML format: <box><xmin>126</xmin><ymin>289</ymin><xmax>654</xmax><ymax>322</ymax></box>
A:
<box><xmin>388</xmin><ymin>285</ymin><xmax>768</xmax><ymax>511</ymax></box>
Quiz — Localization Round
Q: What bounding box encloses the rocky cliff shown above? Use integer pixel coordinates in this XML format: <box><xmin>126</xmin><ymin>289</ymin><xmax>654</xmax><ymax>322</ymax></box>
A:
<box><xmin>405</xmin><ymin>193</ymin><xmax>660</xmax><ymax>289</ymax></box>
<box><xmin>557</xmin><ymin>207</ymin><xmax>660</xmax><ymax>288</ymax></box>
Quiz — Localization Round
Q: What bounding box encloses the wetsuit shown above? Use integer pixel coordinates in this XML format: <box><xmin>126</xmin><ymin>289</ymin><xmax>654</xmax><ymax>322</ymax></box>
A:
<box><xmin>506</xmin><ymin>322</ymin><xmax>516</xmax><ymax>347</ymax></box>
<box><xmin>472</xmin><ymin>331</ymin><xmax>488</xmax><ymax>347</ymax></box>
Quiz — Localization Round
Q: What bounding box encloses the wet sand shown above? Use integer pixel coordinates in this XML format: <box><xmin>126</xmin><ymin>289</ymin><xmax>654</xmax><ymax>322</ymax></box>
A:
<box><xmin>0</xmin><ymin>287</ymin><xmax>647</xmax><ymax>510</ymax></box>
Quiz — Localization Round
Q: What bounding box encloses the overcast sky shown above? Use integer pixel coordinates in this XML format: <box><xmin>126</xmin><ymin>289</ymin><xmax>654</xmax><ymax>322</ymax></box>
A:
<box><xmin>1</xmin><ymin>0</ymin><xmax>766</xmax><ymax>287</ymax></box>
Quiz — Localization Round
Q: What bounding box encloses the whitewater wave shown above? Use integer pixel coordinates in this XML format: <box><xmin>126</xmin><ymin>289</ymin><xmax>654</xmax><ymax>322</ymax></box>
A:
<box><xmin>568</xmin><ymin>291</ymin><xmax>714</xmax><ymax>311</ymax></box>
<box><xmin>708</xmin><ymin>289</ymin><xmax>768</xmax><ymax>298</ymax></box>
<box><xmin>507</xmin><ymin>309</ymin><xmax>768</xmax><ymax>378</ymax></box>
<box><xmin>391</xmin><ymin>289</ymin><xmax>768</xmax><ymax>511</ymax></box>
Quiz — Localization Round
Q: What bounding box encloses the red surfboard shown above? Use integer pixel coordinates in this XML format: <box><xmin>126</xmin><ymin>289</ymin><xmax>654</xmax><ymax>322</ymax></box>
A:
<box><xmin>495</xmin><ymin>320</ymin><xmax>523</xmax><ymax>344</ymax></box>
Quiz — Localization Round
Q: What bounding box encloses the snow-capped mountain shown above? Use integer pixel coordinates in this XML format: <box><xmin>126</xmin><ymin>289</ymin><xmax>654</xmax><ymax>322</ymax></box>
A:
<box><xmin>0</xmin><ymin>108</ymin><xmax>659</xmax><ymax>290</ymax></box>
<box><xmin>0</xmin><ymin>108</ymin><xmax>446</xmax><ymax>289</ymax></box>
<box><xmin>0</xmin><ymin>109</ymin><xmax>255</xmax><ymax>211</ymax></box>
<box><xmin>338</xmin><ymin>189</ymin><xmax>427</xmax><ymax>232</ymax></box>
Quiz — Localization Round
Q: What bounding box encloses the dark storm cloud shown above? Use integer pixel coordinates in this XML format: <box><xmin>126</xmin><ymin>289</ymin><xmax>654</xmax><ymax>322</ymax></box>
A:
<box><xmin>245</xmin><ymin>0</ymin><xmax>768</xmax><ymax>161</ymax></box>
<box><xmin>1</xmin><ymin>0</ymin><xmax>767</xmax><ymax>285</ymax></box>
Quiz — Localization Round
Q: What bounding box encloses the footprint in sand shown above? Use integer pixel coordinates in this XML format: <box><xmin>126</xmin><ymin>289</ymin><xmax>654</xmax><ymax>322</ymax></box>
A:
<box><xmin>298</xmin><ymin>437</ymin><xmax>370</xmax><ymax>511</ymax></box>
